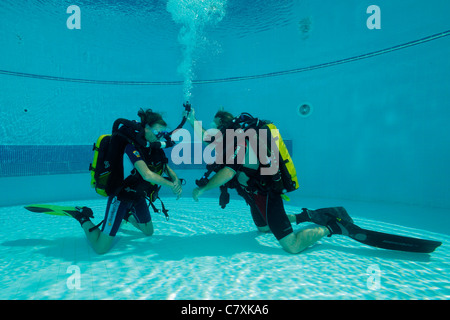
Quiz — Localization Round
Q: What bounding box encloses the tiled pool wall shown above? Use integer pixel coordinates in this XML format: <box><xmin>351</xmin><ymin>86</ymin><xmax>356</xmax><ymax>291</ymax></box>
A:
<box><xmin>0</xmin><ymin>141</ymin><xmax>292</xmax><ymax>206</ymax></box>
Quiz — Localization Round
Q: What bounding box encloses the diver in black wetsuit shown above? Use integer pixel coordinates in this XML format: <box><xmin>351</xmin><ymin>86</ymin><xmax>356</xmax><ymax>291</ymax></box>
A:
<box><xmin>186</xmin><ymin>108</ymin><xmax>354</xmax><ymax>254</ymax></box>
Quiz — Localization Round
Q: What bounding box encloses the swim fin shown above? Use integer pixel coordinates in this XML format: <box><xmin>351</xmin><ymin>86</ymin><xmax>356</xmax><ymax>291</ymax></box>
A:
<box><xmin>296</xmin><ymin>207</ymin><xmax>354</xmax><ymax>225</ymax></box>
<box><xmin>25</xmin><ymin>204</ymin><xmax>83</xmax><ymax>217</ymax></box>
<box><xmin>327</xmin><ymin>219</ymin><xmax>442</xmax><ymax>253</ymax></box>
<box><xmin>25</xmin><ymin>204</ymin><xmax>94</xmax><ymax>226</ymax></box>
<box><xmin>347</xmin><ymin>225</ymin><xmax>442</xmax><ymax>253</ymax></box>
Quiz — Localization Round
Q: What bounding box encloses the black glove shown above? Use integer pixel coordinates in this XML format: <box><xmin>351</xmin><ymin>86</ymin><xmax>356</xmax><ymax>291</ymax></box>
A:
<box><xmin>183</xmin><ymin>101</ymin><xmax>191</xmax><ymax>112</ymax></box>
<box><xmin>219</xmin><ymin>186</ymin><xmax>230</xmax><ymax>209</ymax></box>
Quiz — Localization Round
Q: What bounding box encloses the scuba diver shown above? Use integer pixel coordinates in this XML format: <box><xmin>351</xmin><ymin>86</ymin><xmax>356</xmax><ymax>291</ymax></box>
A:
<box><xmin>68</xmin><ymin>109</ymin><xmax>183</xmax><ymax>254</ymax></box>
<box><xmin>186</xmin><ymin>107</ymin><xmax>442</xmax><ymax>254</ymax></box>
<box><xmin>186</xmin><ymin>107</ymin><xmax>355</xmax><ymax>254</ymax></box>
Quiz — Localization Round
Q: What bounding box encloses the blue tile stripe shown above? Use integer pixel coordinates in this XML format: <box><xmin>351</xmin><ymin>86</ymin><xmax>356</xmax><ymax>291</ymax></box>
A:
<box><xmin>0</xmin><ymin>145</ymin><xmax>92</xmax><ymax>177</ymax></box>
<box><xmin>0</xmin><ymin>141</ymin><xmax>292</xmax><ymax>177</ymax></box>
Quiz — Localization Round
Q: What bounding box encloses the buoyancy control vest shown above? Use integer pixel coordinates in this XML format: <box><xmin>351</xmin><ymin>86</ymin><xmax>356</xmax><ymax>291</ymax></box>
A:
<box><xmin>197</xmin><ymin>113</ymin><xmax>299</xmax><ymax>207</ymax></box>
<box><xmin>89</xmin><ymin>118</ymin><xmax>168</xmax><ymax>203</ymax></box>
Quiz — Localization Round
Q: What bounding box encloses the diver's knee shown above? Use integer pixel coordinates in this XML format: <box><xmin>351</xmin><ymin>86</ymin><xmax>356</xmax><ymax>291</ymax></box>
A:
<box><xmin>92</xmin><ymin>233</ymin><xmax>114</xmax><ymax>255</ymax></box>
<box><xmin>281</xmin><ymin>244</ymin><xmax>301</xmax><ymax>254</ymax></box>
<box><xmin>278</xmin><ymin>233</ymin><xmax>302</xmax><ymax>254</ymax></box>
<box><xmin>257</xmin><ymin>225</ymin><xmax>270</xmax><ymax>233</ymax></box>
<box><xmin>140</xmin><ymin>223</ymin><xmax>154</xmax><ymax>236</ymax></box>
<box><xmin>93</xmin><ymin>245</ymin><xmax>111</xmax><ymax>255</ymax></box>
<box><xmin>142</xmin><ymin>228</ymin><xmax>154</xmax><ymax>236</ymax></box>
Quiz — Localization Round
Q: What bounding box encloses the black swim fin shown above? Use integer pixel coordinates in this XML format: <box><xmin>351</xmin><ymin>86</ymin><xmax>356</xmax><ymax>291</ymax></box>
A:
<box><xmin>298</xmin><ymin>207</ymin><xmax>442</xmax><ymax>253</ymax></box>
<box><xmin>296</xmin><ymin>207</ymin><xmax>354</xmax><ymax>225</ymax></box>
<box><xmin>328</xmin><ymin>220</ymin><xmax>442</xmax><ymax>253</ymax></box>
<box><xmin>347</xmin><ymin>226</ymin><xmax>442</xmax><ymax>253</ymax></box>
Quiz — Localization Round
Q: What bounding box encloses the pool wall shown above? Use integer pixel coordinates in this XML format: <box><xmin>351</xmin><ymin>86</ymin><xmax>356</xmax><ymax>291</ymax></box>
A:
<box><xmin>1</xmin><ymin>1</ymin><xmax>449</xmax><ymax>208</ymax></box>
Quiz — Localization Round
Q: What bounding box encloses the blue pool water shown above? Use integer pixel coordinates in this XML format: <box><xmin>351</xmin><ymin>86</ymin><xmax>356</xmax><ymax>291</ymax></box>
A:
<box><xmin>1</xmin><ymin>0</ymin><xmax>449</xmax><ymax>300</ymax></box>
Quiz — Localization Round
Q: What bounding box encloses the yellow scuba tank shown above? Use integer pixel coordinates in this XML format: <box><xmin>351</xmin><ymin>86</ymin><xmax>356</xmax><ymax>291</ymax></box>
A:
<box><xmin>89</xmin><ymin>134</ymin><xmax>111</xmax><ymax>197</ymax></box>
<box><xmin>262</xmin><ymin>123</ymin><xmax>299</xmax><ymax>193</ymax></box>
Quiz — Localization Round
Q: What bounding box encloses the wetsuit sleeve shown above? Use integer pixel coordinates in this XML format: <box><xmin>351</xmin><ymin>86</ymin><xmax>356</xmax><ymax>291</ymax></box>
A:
<box><xmin>124</xmin><ymin>144</ymin><xmax>143</xmax><ymax>165</ymax></box>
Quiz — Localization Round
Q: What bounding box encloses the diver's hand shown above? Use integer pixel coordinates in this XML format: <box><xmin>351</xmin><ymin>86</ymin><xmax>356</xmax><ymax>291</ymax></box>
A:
<box><xmin>171</xmin><ymin>181</ymin><xmax>182</xmax><ymax>200</ymax></box>
<box><xmin>192</xmin><ymin>187</ymin><xmax>204</xmax><ymax>202</ymax></box>
<box><xmin>185</xmin><ymin>107</ymin><xmax>196</xmax><ymax>126</ymax></box>
<box><xmin>183</xmin><ymin>101</ymin><xmax>191</xmax><ymax>111</ymax></box>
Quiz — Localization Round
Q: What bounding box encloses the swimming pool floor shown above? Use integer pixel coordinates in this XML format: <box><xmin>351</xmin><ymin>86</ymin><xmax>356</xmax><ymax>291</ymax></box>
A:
<box><xmin>0</xmin><ymin>197</ymin><xmax>448</xmax><ymax>300</ymax></box>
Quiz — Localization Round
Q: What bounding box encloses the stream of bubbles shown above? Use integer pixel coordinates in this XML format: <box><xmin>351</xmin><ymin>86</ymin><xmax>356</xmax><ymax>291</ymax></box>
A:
<box><xmin>166</xmin><ymin>0</ymin><xmax>227</xmax><ymax>101</ymax></box>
